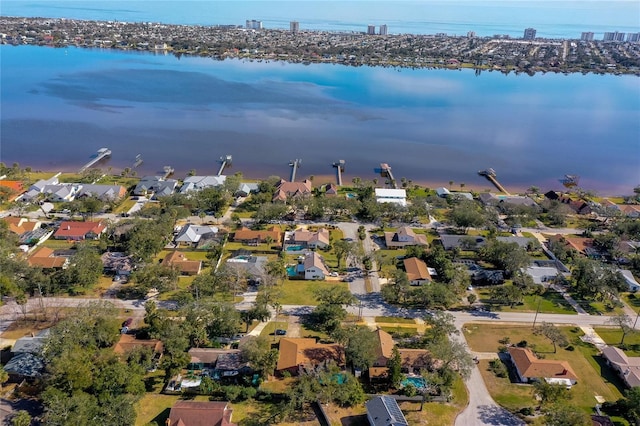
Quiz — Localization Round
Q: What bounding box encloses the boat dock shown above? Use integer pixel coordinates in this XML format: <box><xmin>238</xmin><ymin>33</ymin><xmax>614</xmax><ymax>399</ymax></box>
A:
<box><xmin>218</xmin><ymin>155</ymin><xmax>232</xmax><ymax>176</ymax></box>
<box><xmin>478</xmin><ymin>168</ymin><xmax>510</xmax><ymax>195</ymax></box>
<box><xmin>161</xmin><ymin>166</ymin><xmax>174</xmax><ymax>179</ymax></box>
<box><xmin>79</xmin><ymin>148</ymin><xmax>111</xmax><ymax>173</ymax></box>
<box><xmin>379</xmin><ymin>163</ymin><xmax>397</xmax><ymax>189</ymax></box>
<box><xmin>332</xmin><ymin>160</ymin><xmax>345</xmax><ymax>186</ymax></box>
<box><xmin>133</xmin><ymin>154</ymin><xmax>143</xmax><ymax>168</ymax></box>
<box><xmin>289</xmin><ymin>159</ymin><xmax>302</xmax><ymax>182</ymax></box>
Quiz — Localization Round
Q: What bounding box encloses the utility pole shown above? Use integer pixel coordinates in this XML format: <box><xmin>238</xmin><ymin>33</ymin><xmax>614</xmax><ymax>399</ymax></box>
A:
<box><xmin>532</xmin><ymin>296</ymin><xmax>542</xmax><ymax>329</ymax></box>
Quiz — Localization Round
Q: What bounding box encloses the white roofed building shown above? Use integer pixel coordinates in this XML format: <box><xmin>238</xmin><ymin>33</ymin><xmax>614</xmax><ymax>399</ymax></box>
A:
<box><xmin>375</xmin><ymin>188</ymin><xmax>407</xmax><ymax>207</ymax></box>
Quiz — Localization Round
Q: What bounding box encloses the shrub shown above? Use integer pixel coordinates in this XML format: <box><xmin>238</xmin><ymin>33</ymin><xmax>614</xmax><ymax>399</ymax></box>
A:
<box><xmin>489</xmin><ymin>359</ymin><xmax>508</xmax><ymax>378</ymax></box>
<box><xmin>498</xmin><ymin>345</ymin><xmax>508</xmax><ymax>353</ymax></box>
<box><xmin>519</xmin><ymin>407</ymin><xmax>533</xmax><ymax>416</ymax></box>
<box><xmin>517</xmin><ymin>340</ymin><xmax>528</xmax><ymax>347</ymax></box>
<box><xmin>403</xmin><ymin>383</ymin><xmax>418</xmax><ymax>397</ymax></box>
<box><xmin>565</xmin><ymin>345</ymin><xmax>575</xmax><ymax>351</ymax></box>
<box><xmin>499</xmin><ymin>337</ymin><xmax>511</xmax><ymax>345</ymax></box>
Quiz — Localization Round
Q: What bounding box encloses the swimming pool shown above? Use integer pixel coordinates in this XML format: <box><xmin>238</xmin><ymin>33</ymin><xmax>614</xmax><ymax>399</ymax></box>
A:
<box><xmin>402</xmin><ymin>376</ymin><xmax>426</xmax><ymax>389</ymax></box>
<box><xmin>286</xmin><ymin>265</ymin><xmax>297</xmax><ymax>276</ymax></box>
<box><xmin>286</xmin><ymin>245</ymin><xmax>305</xmax><ymax>251</ymax></box>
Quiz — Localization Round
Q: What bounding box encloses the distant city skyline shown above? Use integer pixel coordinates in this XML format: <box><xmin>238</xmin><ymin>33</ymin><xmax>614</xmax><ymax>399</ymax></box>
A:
<box><xmin>1</xmin><ymin>1</ymin><xmax>638</xmax><ymax>39</ymax></box>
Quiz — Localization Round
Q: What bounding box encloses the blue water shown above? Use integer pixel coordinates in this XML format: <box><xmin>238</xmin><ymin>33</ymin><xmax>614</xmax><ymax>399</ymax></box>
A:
<box><xmin>2</xmin><ymin>1</ymin><xmax>639</xmax><ymax>39</ymax></box>
<box><xmin>1</xmin><ymin>44</ymin><xmax>638</xmax><ymax>194</ymax></box>
<box><xmin>286</xmin><ymin>246</ymin><xmax>306</xmax><ymax>252</ymax></box>
<box><xmin>402</xmin><ymin>376</ymin><xmax>426</xmax><ymax>389</ymax></box>
<box><xmin>286</xmin><ymin>266</ymin><xmax>297</xmax><ymax>277</ymax></box>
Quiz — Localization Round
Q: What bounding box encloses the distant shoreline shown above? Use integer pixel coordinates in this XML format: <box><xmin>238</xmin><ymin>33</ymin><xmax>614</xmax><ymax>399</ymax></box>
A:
<box><xmin>1</xmin><ymin>16</ymin><xmax>639</xmax><ymax>76</ymax></box>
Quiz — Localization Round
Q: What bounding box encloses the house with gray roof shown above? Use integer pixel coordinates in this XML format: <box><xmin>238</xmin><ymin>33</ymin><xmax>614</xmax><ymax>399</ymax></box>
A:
<box><xmin>366</xmin><ymin>396</ymin><xmax>409</xmax><ymax>426</ymax></box>
<box><xmin>225</xmin><ymin>255</ymin><xmax>268</xmax><ymax>282</ymax></box>
<box><xmin>180</xmin><ymin>175</ymin><xmax>227</xmax><ymax>193</ymax></box>
<box><xmin>134</xmin><ymin>176</ymin><xmax>178</xmax><ymax>198</ymax></box>
<box><xmin>175</xmin><ymin>224</ymin><xmax>219</xmax><ymax>245</ymax></box>
<box><xmin>478</xmin><ymin>193</ymin><xmax>538</xmax><ymax>208</ymax></box>
<box><xmin>236</xmin><ymin>183</ymin><xmax>259</xmax><ymax>197</ymax></box>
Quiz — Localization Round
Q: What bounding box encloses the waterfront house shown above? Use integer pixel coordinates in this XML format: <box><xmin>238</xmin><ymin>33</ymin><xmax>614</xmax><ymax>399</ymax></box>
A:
<box><xmin>478</xmin><ymin>193</ymin><xmax>539</xmax><ymax>209</ymax></box>
<box><xmin>168</xmin><ymin>401</ymin><xmax>236</xmax><ymax>426</ymax></box>
<box><xmin>507</xmin><ymin>346</ymin><xmax>578</xmax><ymax>387</ymax></box>
<box><xmin>272</xmin><ymin>179</ymin><xmax>313</xmax><ymax>202</ymax></box>
<box><xmin>325</xmin><ymin>183</ymin><xmax>338</xmax><ymax>196</ymax></box>
<box><xmin>53</xmin><ymin>220</ymin><xmax>106</xmax><ymax>241</ymax></box>
<box><xmin>162</xmin><ymin>251</ymin><xmax>202</xmax><ymax>275</ymax></box>
<box><xmin>236</xmin><ymin>182</ymin><xmax>259</xmax><ymax>197</ymax></box>
<box><xmin>179</xmin><ymin>175</ymin><xmax>227</xmax><ymax>193</ymax></box>
<box><xmin>133</xmin><ymin>176</ymin><xmax>178</xmax><ymax>198</ymax></box>
<box><xmin>276</xmin><ymin>338</ymin><xmax>344</xmax><ymax>376</ymax></box>
<box><xmin>375</xmin><ymin>188</ymin><xmax>407</xmax><ymax>206</ymax></box>
<box><xmin>383</xmin><ymin>226</ymin><xmax>428</xmax><ymax>249</ymax></box>
<box><xmin>403</xmin><ymin>257</ymin><xmax>432</xmax><ymax>285</ymax></box>
<box><xmin>601</xmin><ymin>346</ymin><xmax>640</xmax><ymax>388</ymax></box>
<box><xmin>366</xmin><ymin>396</ymin><xmax>409</xmax><ymax>426</ymax></box>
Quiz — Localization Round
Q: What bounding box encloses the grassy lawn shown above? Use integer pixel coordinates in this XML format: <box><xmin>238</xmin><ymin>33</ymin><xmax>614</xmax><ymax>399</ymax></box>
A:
<box><xmin>476</xmin><ymin>288</ymin><xmax>576</xmax><ymax>314</ymax></box>
<box><xmin>113</xmin><ymin>198</ymin><xmax>136</xmax><ymax>214</ymax></box>
<box><xmin>375</xmin><ymin>316</ymin><xmax>415</xmax><ymax>324</ymax></box>
<box><xmin>403</xmin><ymin>375</ymin><xmax>468</xmax><ymax>425</ymax></box>
<box><xmin>477</xmin><ymin>359</ymin><xmax>534</xmax><ymax>412</ymax></box>
<box><xmin>224</xmin><ymin>241</ymin><xmax>281</xmax><ymax>254</ymax></box>
<box><xmin>463</xmin><ymin>324</ymin><xmax>624</xmax><ymax>412</ymax></box>
<box><xmin>277</xmin><ymin>279</ymin><xmax>348</xmax><ymax>305</ymax></box>
<box><xmin>40</xmin><ymin>239</ymin><xmax>78</xmax><ymax>249</ymax></box>
<box><xmin>259</xmin><ymin>319</ymin><xmax>289</xmax><ymax>339</ymax></box>
<box><xmin>593</xmin><ymin>327</ymin><xmax>640</xmax><ymax>356</ymax></box>
<box><xmin>379</xmin><ymin>326</ymin><xmax>420</xmax><ymax>337</ymax></box>
<box><xmin>622</xmin><ymin>293</ymin><xmax>640</xmax><ymax>313</ymax></box>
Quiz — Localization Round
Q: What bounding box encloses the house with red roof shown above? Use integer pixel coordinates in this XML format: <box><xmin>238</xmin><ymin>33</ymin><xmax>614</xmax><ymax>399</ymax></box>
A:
<box><xmin>168</xmin><ymin>401</ymin><xmax>236</xmax><ymax>426</ymax></box>
<box><xmin>0</xmin><ymin>181</ymin><xmax>25</xmax><ymax>201</ymax></box>
<box><xmin>53</xmin><ymin>221</ymin><xmax>106</xmax><ymax>241</ymax></box>
<box><xmin>508</xmin><ymin>346</ymin><xmax>578</xmax><ymax>387</ymax></box>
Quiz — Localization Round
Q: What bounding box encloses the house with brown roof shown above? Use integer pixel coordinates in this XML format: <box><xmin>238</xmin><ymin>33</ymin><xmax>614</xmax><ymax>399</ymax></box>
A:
<box><xmin>53</xmin><ymin>221</ymin><xmax>106</xmax><ymax>241</ymax></box>
<box><xmin>232</xmin><ymin>227</ymin><xmax>282</xmax><ymax>246</ymax></box>
<box><xmin>548</xmin><ymin>234</ymin><xmax>600</xmax><ymax>258</ymax></box>
<box><xmin>372</xmin><ymin>328</ymin><xmax>395</xmax><ymax>368</ymax></box>
<box><xmin>601</xmin><ymin>345</ymin><xmax>640</xmax><ymax>388</ymax></box>
<box><xmin>276</xmin><ymin>338</ymin><xmax>344</xmax><ymax>375</ymax></box>
<box><xmin>507</xmin><ymin>346</ymin><xmax>578</xmax><ymax>387</ymax></box>
<box><xmin>114</xmin><ymin>334</ymin><xmax>163</xmax><ymax>356</ymax></box>
<box><xmin>162</xmin><ymin>251</ymin><xmax>202</xmax><ymax>275</ymax></box>
<box><xmin>324</xmin><ymin>183</ymin><xmax>338</xmax><ymax>197</ymax></box>
<box><xmin>272</xmin><ymin>179</ymin><xmax>312</xmax><ymax>202</ymax></box>
<box><xmin>398</xmin><ymin>348</ymin><xmax>433</xmax><ymax>374</ymax></box>
<box><xmin>0</xmin><ymin>180</ymin><xmax>25</xmax><ymax>201</ymax></box>
<box><xmin>27</xmin><ymin>246</ymin><xmax>69</xmax><ymax>269</ymax></box>
<box><xmin>383</xmin><ymin>227</ymin><xmax>428</xmax><ymax>249</ymax></box>
<box><xmin>403</xmin><ymin>257</ymin><xmax>432</xmax><ymax>285</ymax></box>
<box><xmin>168</xmin><ymin>401</ymin><xmax>236</xmax><ymax>426</ymax></box>
<box><xmin>288</xmin><ymin>227</ymin><xmax>330</xmax><ymax>249</ymax></box>
<box><xmin>3</xmin><ymin>217</ymin><xmax>41</xmax><ymax>236</ymax></box>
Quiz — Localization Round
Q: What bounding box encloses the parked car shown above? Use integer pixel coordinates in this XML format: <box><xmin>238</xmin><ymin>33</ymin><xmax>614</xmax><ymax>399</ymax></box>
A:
<box><xmin>275</xmin><ymin>329</ymin><xmax>287</xmax><ymax>336</ymax></box>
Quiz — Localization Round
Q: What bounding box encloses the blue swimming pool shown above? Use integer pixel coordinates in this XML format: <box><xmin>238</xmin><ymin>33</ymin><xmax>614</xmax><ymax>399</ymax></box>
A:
<box><xmin>402</xmin><ymin>376</ymin><xmax>426</xmax><ymax>389</ymax></box>
<box><xmin>286</xmin><ymin>245</ymin><xmax>305</xmax><ymax>251</ymax></box>
<box><xmin>286</xmin><ymin>265</ymin><xmax>297</xmax><ymax>276</ymax></box>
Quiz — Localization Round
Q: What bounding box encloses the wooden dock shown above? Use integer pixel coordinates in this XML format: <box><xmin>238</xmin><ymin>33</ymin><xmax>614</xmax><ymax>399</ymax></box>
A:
<box><xmin>332</xmin><ymin>160</ymin><xmax>345</xmax><ymax>186</ymax></box>
<box><xmin>289</xmin><ymin>159</ymin><xmax>302</xmax><ymax>182</ymax></box>
<box><xmin>218</xmin><ymin>155</ymin><xmax>232</xmax><ymax>176</ymax></box>
<box><xmin>478</xmin><ymin>168</ymin><xmax>510</xmax><ymax>195</ymax></box>
<box><xmin>379</xmin><ymin>163</ymin><xmax>397</xmax><ymax>189</ymax></box>
<box><xmin>79</xmin><ymin>148</ymin><xmax>111</xmax><ymax>173</ymax></box>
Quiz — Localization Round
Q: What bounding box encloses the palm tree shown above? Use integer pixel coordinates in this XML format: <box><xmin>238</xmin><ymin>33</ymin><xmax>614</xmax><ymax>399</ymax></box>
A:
<box><xmin>449</xmin><ymin>180</ymin><xmax>454</xmax><ymax>189</ymax></box>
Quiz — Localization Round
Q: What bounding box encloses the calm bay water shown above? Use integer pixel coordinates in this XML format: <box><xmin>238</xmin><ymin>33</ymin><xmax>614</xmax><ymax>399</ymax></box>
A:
<box><xmin>1</xmin><ymin>45</ymin><xmax>639</xmax><ymax>194</ymax></box>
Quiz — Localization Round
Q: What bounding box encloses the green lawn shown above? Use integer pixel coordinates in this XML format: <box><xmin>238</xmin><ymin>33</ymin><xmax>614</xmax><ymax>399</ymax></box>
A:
<box><xmin>477</xmin><ymin>359</ymin><xmax>534</xmax><ymax>412</ymax></box>
<box><xmin>622</xmin><ymin>293</ymin><xmax>640</xmax><ymax>314</ymax></box>
<box><xmin>477</xmin><ymin>288</ymin><xmax>576</xmax><ymax>315</ymax></box>
<box><xmin>113</xmin><ymin>198</ymin><xmax>136</xmax><ymax>214</ymax></box>
<box><xmin>259</xmin><ymin>319</ymin><xmax>289</xmax><ymax>339</ymax></box>
<box><xmin>276</xmin><ymin>279</ymin><xmax>347</xmax><ymax>305</ymax></box>
<box><xmin>375</xmin><ymin>316</ymin><xmax>415</xmax><ymax>324</ymax></box>
<box><xmin>463</xmin><ymin>324</ymin><xmax>625</xmax><ymax>412</ymax></box>
<box><xmin>403</xmin><ymin>375</ymin><xmax>468</xmax><ymax>426</ymax></box>
<box><xmin>593</xmin><ymin>327</ymin><xmax>640</xmax><ymax>355</ymax></box>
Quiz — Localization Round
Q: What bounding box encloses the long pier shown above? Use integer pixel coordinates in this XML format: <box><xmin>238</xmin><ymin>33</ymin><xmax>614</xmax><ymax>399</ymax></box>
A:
<box><xmin>379</xmin><ymin>163</ymin><xmax>397</xmax><ymax>189</ymax></box>
<box><xmin>289</xmin><ymin>159</ymin><xmax>301</xmax><ymax>182</ymax></box>
<box><xmin>478</xmin><ymin>168</ymin><xmax>510</xmax><ymax>195</ymax></box>
<box><xmin>332</xmin><ymin>160</ymin><xmax>345</xmax><ymax>186</ymax></box>
<box><xmin>218</xmin><ymin>155</ymin><xmax>232</xmax><ymax>176</ymax></box>
<box><xmin>79</xmin><ymin>148</ymin><xmax>111</xmax><ymax>173</ymax></box>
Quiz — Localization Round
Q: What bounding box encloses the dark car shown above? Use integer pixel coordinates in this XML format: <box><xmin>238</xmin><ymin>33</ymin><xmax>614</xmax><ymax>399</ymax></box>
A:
<box><xmin>122</xmin><ymin>317</ymin><xmax>133</xmax><ymax>328</ymax></box>
<box><xmin>275</xmin><ymin>329</ymin><xmax>287</xmax><ymax>336</ymax></box>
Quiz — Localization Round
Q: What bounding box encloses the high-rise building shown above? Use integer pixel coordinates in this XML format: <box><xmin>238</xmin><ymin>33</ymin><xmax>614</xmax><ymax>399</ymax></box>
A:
<box><xmin>523</xmin><ymin>28</ymin><xmax>536</xmax><ymax>40</ymax></box>
<box><xmin>604</xmin><ymin>31</ymin><xmax>625</xmax><ymax>41</ymax></box>
<box><xmin>245</xmin><ymin>20</ymin><xmax>262</xmax><ymax>30</ymax></box>
<box><xmin>467</xmin><ymin>31</ymin><xmax>476</xmax><ymax>38</ymax></box>
<box><xmin>627</xmin><ymin>32</ymin><xmax>640</xmax><ymax>42</ymax></box>
<box><xmin>580</xmin><ymin>32</ymin><xmax>594</xmax><ymax>41</ymax></box>
<box><xmin>290</xmin><ymin>21</ymin><xmax>299</xmax><ymax>33</ymax></box>
<box><xmin>379</xmin><ymin>24</ymin><xmax>388</xmax><ymax>35</ymax></box>
<box><xmin>367</xmin><ymin>25</ymin><xmax>376</xmax><ymax>35</ymax></box>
